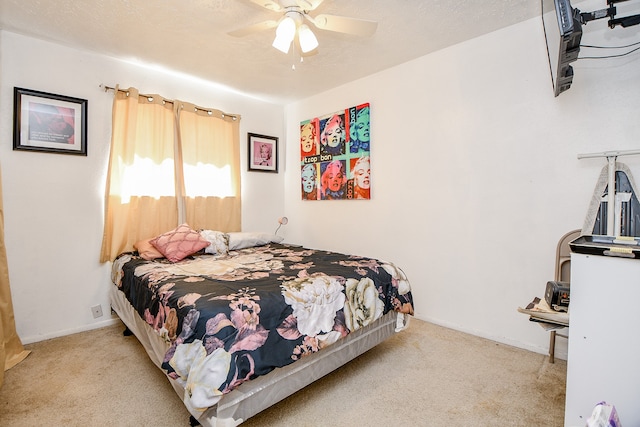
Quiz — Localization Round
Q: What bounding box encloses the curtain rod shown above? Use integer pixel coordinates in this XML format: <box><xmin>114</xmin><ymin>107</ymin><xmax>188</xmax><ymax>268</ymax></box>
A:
<box><xmin>99</xmin><ymin>84</ymin><xmax>239</xmax><ymax>120</ymax></box>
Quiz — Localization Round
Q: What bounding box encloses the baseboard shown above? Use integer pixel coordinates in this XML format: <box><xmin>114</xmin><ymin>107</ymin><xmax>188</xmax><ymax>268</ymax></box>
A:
<box><xmin>21</xmin><ymin>315</ymin><xmax>121</xmax><ymax>345</ymax></box>
<box><xmin>416</xmin><ymin>314</ymin><xmax>568</xmax><ymax>361</ymax></box>
<box><xmin>20</xmin><ymin>312</ymin><xmax>568</xmax><ymax>361</ymax></box>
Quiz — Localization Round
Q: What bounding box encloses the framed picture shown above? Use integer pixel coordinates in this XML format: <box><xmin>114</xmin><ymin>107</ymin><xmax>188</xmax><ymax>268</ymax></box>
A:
<box><xmin>300</xmin><ymin>102</ymin><xmax>371</xmax><ymax>201</ymax></box>
<box><xmin>248</xmin><ymin>132</ymin><xmax>278</xmax><ymax>173</ymax></box>
<box><xmin>13</xmin><ymin>87</ymin><xmax>87</xmax><ymax>156</ymax></box>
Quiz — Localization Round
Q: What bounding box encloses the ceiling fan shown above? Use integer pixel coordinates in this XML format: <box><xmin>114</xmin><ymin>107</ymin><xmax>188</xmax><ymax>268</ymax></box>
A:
<box><xmin>229</xmin><ymin>0</ymin><xmax>378</xmax><ymax>54</ymax></box>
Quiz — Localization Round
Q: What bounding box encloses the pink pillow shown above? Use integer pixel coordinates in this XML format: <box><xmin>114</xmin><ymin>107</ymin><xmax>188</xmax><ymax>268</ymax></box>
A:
<box><xmin>134</xmin><ymin>238</ymin><xmax>164</xmax><ymax>260</ymax></box>
<box><xmin>149</xmin><ymin>224</ymin><xmax>210</xmax><ymax>262</ymax></box>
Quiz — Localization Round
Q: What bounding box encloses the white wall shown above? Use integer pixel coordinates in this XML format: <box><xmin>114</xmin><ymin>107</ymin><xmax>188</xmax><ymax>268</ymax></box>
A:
<box><xmin>283</xmin><ymin>10</ymin><xmax>640</xmax><ymax>359</ymax></box>
<box><xmin>0</xmin><ymin>31</ymin><xmax>285</xmax><ymax>343</ymax></box>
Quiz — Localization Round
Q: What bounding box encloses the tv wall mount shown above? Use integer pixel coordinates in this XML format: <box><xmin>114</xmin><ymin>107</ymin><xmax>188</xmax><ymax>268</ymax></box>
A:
<box><xmin>578</xmin><ymin>0</ymin><xmax>640</xmax><ymax>28</ymax></box>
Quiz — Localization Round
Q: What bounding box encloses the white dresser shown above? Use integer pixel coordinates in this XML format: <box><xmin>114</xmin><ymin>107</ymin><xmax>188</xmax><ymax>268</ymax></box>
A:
<box><xmin>565</xmin><ymin>253</ymin><xmax>640</xmax><ymax>426</ymax></box>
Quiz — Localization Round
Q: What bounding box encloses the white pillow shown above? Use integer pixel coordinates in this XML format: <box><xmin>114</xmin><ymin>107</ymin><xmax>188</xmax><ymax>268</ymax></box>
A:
<box><xmin>199</xmin><ymin>230</ymin><xmax>230</xmax><ymax>255</ymax></box>
<box><xmin>228</xmin><ymin>232</ymin><xmax>284</xmax><ymax>250</ymax></box>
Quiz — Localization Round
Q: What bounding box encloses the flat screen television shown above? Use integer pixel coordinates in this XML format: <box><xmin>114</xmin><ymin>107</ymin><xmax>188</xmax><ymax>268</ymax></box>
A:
<box><xmin>541</xmin><ymin>0</ymin><xmax>583</xmax><ymax>96</ymax></box>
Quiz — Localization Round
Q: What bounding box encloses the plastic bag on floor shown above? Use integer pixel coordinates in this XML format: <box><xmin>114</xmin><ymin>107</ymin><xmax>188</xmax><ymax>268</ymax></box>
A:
<box><xmin>586</xmin><ymin>402</ymin><xmax>622</xmax><ymax>427</ymax></box>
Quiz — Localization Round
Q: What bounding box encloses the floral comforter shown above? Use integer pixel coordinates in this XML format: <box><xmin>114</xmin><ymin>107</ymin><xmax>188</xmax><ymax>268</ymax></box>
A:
<box><xmin>112</xmin><ymin>243</ymin><xmax>414</xmax><ymax>414</ymax></box>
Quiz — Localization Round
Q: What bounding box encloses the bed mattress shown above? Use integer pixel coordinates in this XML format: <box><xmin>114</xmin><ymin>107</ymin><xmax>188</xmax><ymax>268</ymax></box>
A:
<box><xmin>110</xmin><ymin>243</ymin><xmax>414</xmax><ymax>425</ymax></box>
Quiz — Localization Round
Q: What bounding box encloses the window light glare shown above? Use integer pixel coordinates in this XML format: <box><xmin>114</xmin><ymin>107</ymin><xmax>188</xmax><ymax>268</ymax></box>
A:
<box><xmin>183</xmin><ymin>163</ymin><xmax>234</xmax><ymax>197</ymax></box>
<box><xmin>119</xmin><ymin>155</ymin><xmax>175</xmax><ymax>203</ymax></box>
<box><xmin>117</xmin><ymin>156</ymin><xmax>235</xmax><ymax>203</ymax></box>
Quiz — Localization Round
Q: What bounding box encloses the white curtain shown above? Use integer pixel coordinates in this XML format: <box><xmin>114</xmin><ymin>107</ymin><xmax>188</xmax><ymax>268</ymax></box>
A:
<box><xmin>100</xmin><ymin>87</ymin><xmax>241</xmax><ymax>262</ymax></box>
<box><xmin>0</xmin><ymin>163</ymin><xmax>30</xmax><ymax>386</ymax></box>
<box><xmin>177</xmin><ymin>101</ymin><xmax>242</xmax><ymax>231</ymax></box>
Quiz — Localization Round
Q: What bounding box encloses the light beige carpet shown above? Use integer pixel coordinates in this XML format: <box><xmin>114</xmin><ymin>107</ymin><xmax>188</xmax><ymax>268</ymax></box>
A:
<box><xmin>0</xmin><ymin>318</ymin><xmax>566</xmax><ymax>426</ymax></box>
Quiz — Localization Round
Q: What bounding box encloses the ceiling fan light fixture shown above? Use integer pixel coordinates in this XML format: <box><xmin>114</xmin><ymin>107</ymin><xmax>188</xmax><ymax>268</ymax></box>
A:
<box><xmin>272</xmin><ymin>16</ymin><xmax>296</xmax><ymax>53</ymax></box>
<box><xmin>298</xmin><ymin>24</ymin><xmax>318</xmax><ymax>53</ymax></box>
<box><xmin>272</xmin><ymin>33</ymin><xmax>292</xmax><ymax>53</ymax></box>
<box><xmin>230</xmin><ymin>3</ymin><xmax>380</xmax><ymax>58</ymax></box>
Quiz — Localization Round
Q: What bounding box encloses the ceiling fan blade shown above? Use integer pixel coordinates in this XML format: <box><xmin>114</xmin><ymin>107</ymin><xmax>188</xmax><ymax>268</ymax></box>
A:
<box><xmin>249</xmin><ymin>0</ymin><xmax>282</xmax><ymax>12</ymax></box>
<box><xmin>311</xmin><ymin>14</ymin><xmax>378</xmax><ymax>36</ymax></box>
<box><xmin>228</xmin><ymin>20</ymin><xmax>278</xmax><ymax>37</ymax></box>
<box><xmin>295</xmin><ymin>0</ymin><xmax>324</xmax><ymax>11</ymax></box>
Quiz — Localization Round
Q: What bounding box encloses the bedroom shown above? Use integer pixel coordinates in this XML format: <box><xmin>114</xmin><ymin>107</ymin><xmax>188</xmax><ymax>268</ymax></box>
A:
<box><xmin>1</xmin><ymin>0</ymin><xmax>639</xmax><ymax>424</ymax></box>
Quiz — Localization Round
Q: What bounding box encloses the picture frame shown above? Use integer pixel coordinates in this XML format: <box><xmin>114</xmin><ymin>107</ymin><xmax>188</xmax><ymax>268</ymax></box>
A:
<box><xmin>13</xmin><ymin>87</ymin><xmax>87</xmax><ymax>156</ymax></box>
<box><xmin>248</xmin><ymin>132</ymin><xmax>278</xmax><ymax>173</ymax></box>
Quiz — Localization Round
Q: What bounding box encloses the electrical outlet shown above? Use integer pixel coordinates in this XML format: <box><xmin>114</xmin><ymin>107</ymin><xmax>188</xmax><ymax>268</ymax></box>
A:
<box><xmin>91</xmin><ymin>305</ymin><xmax>103</xmax><ymax>319</ymax></box>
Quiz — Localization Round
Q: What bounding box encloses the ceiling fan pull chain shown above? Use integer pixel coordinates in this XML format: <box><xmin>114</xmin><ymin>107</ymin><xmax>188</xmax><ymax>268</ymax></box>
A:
<box><xmin>291</xmin><ymin>40</ymin><xmax>297</xmax><ymax>70</ymax></box>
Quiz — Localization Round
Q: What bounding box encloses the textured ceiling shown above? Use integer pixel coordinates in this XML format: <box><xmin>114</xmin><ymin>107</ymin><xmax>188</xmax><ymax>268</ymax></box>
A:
<box><xmin>0</xmin><ymin>0</ymin><xmax>543</xmax><ymax>104</ymax></box>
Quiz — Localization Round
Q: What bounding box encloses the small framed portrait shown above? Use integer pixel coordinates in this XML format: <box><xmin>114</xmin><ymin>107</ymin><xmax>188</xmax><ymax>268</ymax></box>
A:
<box><xmin>248</xmin><ymin>132</ymin><xmax>278</xmax><ymax>173</ymax></box>
<box><xmin>13</xmin><ymin>87</ymin><xmax>87</xmax><ymax>156</ymax></box>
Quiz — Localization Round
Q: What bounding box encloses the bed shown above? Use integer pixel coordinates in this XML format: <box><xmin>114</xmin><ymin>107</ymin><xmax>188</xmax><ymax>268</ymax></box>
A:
<box><xmin>110</xmin><ymin>229</ymin><xmax>414</xmax><ymax>426</ymax></box>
